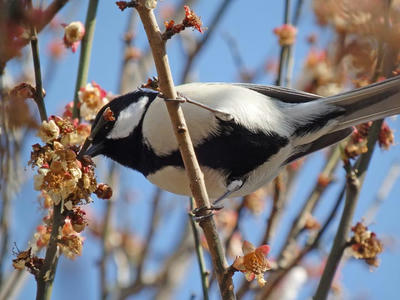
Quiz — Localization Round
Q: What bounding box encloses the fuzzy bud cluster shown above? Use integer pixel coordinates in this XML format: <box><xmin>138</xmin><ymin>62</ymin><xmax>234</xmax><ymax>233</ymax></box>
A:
<box><xmin>273</xmin><ymin>24</ymin><xmax>297</xmax><ymax>46</ymax></box>
<box><xmin>349</xmin><ymin>222</ymin><xmax>383</xmax><ymax>267</ymax></box>
<box><xmin>343</xmin><ymin>121</ymin><xmax>395</xmax><ymax>162</ymax></box>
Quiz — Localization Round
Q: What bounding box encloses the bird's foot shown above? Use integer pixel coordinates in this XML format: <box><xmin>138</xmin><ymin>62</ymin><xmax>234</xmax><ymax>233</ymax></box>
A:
<box><xmin>190</xmin><ymin>204</ymin><xmax>224</xmax><ymax>223</ymax></box>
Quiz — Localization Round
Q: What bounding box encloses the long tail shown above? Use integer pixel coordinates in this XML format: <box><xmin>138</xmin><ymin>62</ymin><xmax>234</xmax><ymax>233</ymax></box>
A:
<box><xmin>322</xmin><ymin>76</ymin><xmax>400</xmax><ymax>131</ymax></box>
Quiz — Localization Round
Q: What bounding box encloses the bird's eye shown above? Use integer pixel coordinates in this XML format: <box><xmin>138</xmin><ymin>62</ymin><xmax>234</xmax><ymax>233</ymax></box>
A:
<box><xmin>104</xmin><ymin>125</ymin><xmax>110</xmax><ymax>130</ymax></box>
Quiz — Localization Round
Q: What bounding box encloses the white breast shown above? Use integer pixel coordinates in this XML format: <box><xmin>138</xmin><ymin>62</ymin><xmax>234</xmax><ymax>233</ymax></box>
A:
<box><xmin>146</xmin><ymin>166</ymin><xmax>228</xmax><ymax>198</ymax></box>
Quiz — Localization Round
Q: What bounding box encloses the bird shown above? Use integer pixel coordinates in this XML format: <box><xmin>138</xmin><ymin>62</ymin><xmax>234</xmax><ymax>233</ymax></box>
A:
<box><xmin>82</xmin><ymin>76</ymin><xmax>400</xmax><ymax>201</ymax></box>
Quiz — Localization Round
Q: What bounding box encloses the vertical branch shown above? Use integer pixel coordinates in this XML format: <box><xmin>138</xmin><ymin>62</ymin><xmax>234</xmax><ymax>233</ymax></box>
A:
<box><xmin>313</xmin><ymin>120</ymin><xmax>383</xmax><ymax>300</ymax></box>
<box><xmin>134</xmin><ymin>3</ymin><xmax>234</xmax><ymax>299</ymax></box>
<box><xmin>262</xmin><ymin>174</ymin><xmax>287</xmax><ymax>245</ymax></box>
<box><xmin>189</xmin><ymin>198</ymin><xmax>209</xmax><ymax>300</ymax></box>
<box><xmin>260</xmin><ymin>185</ymin><xmax>345</xmax><ymax>300</ymax></box>
<box><xmin>72</xmin><ymin>0</ymin><xmax>99</xmax><ymax>119</ymax></box>
<box><xmin>35</xmin><ymin>203</ymin><xmax>65</xmax><ymax>300</ymax></box>
<box><xmin>29</xmin><ymin>6</ymin><xmax>48</xmax><ymax>122</ymax></box>
<box><xmin>99</xmin><ymin>163</ymin><xmax>118</xmax><ymax>300</ymax></box>
<box><xmin>275</xmin><ymin>0</ymin><xmax>292</xmax><ymax>86</ymax></box>
<box><xmin>314</xmin><ymin>2</ymin><xmax>392</xmax><ymax>298</ymax></box>
<box><xmin>278</xmin><ymin>146</ymin><xmax>341</xmax><ymax>266</ymax></box>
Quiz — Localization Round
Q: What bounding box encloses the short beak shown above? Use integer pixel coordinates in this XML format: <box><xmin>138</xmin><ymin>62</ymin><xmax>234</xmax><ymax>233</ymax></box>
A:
<box><xmin>78</xmin><ymin>137</ymin><xmax>104</xmax><ymax>158</ymax></box>
<box><xmin>83</xmin><ymin>142</ymin><xmax>104</xmax><ymax>157</ymax></box>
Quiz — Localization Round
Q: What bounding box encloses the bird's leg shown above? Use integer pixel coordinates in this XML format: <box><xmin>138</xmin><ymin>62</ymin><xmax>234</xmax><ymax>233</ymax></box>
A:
<box><xmin>161</xmin><ymin>93</ymin><xmax>234</xmax><ymax>121</ymax></box>
<box><xmin>213</xmin><ymin>179</ymin><xmax>244</xmax><ymax>205</ymax></box>
<box><xmin>190</xmin><ymin>180</ymin><xmax>244</xmax><ymax>222</ymax></box>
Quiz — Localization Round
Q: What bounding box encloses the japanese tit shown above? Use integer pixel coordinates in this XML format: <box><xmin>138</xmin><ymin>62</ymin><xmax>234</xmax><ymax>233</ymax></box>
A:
<box><xmin>83</xmin><ymin>77</ymin><xmax>400</xmax><ymax>200</ymax></box>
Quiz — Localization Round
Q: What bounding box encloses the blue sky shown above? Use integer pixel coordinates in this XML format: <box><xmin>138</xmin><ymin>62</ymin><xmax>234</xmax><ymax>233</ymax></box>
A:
<box><xmin>4</xmin><ymin>0</ymin><xmax>400</xmax><ymax>299</ymax></box>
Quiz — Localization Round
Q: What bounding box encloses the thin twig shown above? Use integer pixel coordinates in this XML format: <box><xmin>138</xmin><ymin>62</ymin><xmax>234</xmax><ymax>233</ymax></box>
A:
<box><xmin>313</xmin><ymin>120</ymin><xmax>383</xmax><ymax>300</ymax></box>
<box><xmin>262</xmin><ymin>173</ymin><xmax>287</xmax><ymax>245</ymax></box>
<box><xmin>180</xmin><ymin>0</ymin><xmax>234</xmax><ymax>83</ymax></box>
<box><xmin>134</xmin><ymin>2</ymin><xmax>234</xmax><ymax>298</ymax></box>
<box><xmin>29</xmin><ymin>14</ymin><xmax>47</xmax><ymax>122</ymax></box>
<box><xmin>35</xmin><ymin>203</ymin><xmax>65</xmax><ymax>300</ymax></box>
<box><xmin>27</xmin><ymin>5</ymin><xmax>65</xmax><ymax>298</ymax></box>
<box><xmin>189</xmin><ymin>198</ymin><xmax>209</xmax><ymax>300</ymax></box>
<box><xmin>136</xmin><ymin>188</ymin><xmax>162</xmax><ymax>280</ymax></box>
<box><xmin>292</xmin><ymin>0</ymin><xmax>304</xmax><ymax>26</ymax></box>
<box><xmin>278</xmin><ymin>146</ymin><xmax>341</xmax><ymax>267</ymax></box>
<box><xmin>72</xmin><ymin>0</ymin><xmax>100</xmax><ymax>119</ymax></box>
<box><xmin>99</xmin><ymin>162</ymin><xmax>118</xmax><ymax>300</ymax></box>
<box><xmin>275</xmin><ymin>0</ymin><xmax>292</xmax><ymax>86</ymax></box>
<box><xmin>224</xmin><ymin>199</ymin><xmax>245</xmax><ymax>250</ymax></box>
<box><xmin>314</xmin><ymin>1</ymin><xmax>393</xmax><ymax>296</ymax></box>
<box><xmin>260</xmin><ymin>185</ymin><xmax>346</xmax><ymax>299</ymax></box>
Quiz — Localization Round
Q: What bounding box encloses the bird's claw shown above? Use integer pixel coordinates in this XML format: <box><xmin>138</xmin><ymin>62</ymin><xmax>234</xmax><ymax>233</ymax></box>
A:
<box><xmin>190</xmin><ymin>204</ymin><xmax>224</xmax><ymax>223</ymax></box>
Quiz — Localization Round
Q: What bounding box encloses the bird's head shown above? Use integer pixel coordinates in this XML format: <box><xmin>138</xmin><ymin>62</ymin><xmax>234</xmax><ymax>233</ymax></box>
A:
<box><xmin>80</xmin><ymin>88</ymin><xmax>159</xmax><ymax>167</ymax></box>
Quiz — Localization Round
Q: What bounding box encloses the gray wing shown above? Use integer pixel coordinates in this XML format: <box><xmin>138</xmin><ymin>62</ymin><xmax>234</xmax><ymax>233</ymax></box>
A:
<box><xmin>233</xmin><ymin>83</ymin><xmax>321</xmax><ymax>103</ymax></box>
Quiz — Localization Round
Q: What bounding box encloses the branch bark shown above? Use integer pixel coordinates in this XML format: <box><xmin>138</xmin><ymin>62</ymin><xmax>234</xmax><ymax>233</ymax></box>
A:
<box><xmin>134</xmin><ymin>2</ymin><xmax>234</xmax><ymax>299</ymax></box>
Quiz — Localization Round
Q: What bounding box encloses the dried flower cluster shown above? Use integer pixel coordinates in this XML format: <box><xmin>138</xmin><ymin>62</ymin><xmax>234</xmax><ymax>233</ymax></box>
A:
<box><xmin>343</xmin><ymin>121</ymin><xmax>394</xmax><ymax>161</ymax></box>
<box><xmin>349</xmin><ymin>222</ymin><xmax>383</xmax><ymax>267</ymax></box>
<box><xmin>31</xmin><ymin>116</ymin><xmax>99</xmax><ymax>204</ymax></box>
<box><xmin>63</xmin><ymin>21</ymin><xmax>85</xmax><ymax>53</ymax></box>
<box><xmin>79</xmin><ymin>82</ymin><xmax>110</xmax><ymax>121</ymax></box>
<box><xmin>33</xmin><ymin>207</ymin><xmax>86</xmax><ymax>259</ymax></box>
<box><xmin>12</xmin><ymin>248</ymin><xmax>44</xmax><ymax>276</ymax></box>
<box><xmin>162</xmin><ymin>6</ymin><xmax>203</xmax><ymax>40</ymax></box>
<box><xmin>273</xmin><ymin>24</ymin><xmax>297</xmax><ymax>46</ymax></box>
<box><xmin>13</xmin><ymin>112</ymin><xmax>113</xmax><ymax>272</ymax></box>
<box><xmin>233</xmin><ymin>241</ymin><xmax>272</xmax><ymax>286</ymax></box>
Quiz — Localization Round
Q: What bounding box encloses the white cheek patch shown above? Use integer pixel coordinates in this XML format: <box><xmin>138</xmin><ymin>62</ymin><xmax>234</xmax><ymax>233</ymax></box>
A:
<box><xmin>107</xmin><ymin>96</ymin><xmax>148</xmax><ymax>139</ymax></box>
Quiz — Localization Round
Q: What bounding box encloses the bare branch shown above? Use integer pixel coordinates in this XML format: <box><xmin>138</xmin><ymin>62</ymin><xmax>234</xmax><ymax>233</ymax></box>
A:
<box><xmin>133</xmin><ymin>2</ymin><xmax>234</xmax><ymax>298</ymax></box>
<box><xmin>72</xmin><ymin>0</ymin><xmax>100</xmax><ymax>119</ymax></box>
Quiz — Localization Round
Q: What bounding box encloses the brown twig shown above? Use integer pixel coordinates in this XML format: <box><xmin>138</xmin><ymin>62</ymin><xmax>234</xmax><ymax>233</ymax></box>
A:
<box><xmin>29</xmin><ymin>8</ymin><xmax>47</xmax><ymax>122</ymax></box>
<box><xmin>35</xmin><ymin>203</ymin><xmax>65</xmax><ymax>300</ymax></box>
<box><xmin>133</xmin><ymin>2</ymin><xmax>234</xmax><ymax>298</ymax></box>
<box><xmin>180</xmin><ymin>0</ymin><xmax>234</xmax><ymax>83</ymax></box>
<box><xmin>264</xmin><ymin>173</ymin><xmax>287</xmax><ymax>245</ymax></box>
<box><xmin>189</xmin><ymin>198</ymin><xmax>209</xmax><ymax>300</ymax></box>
